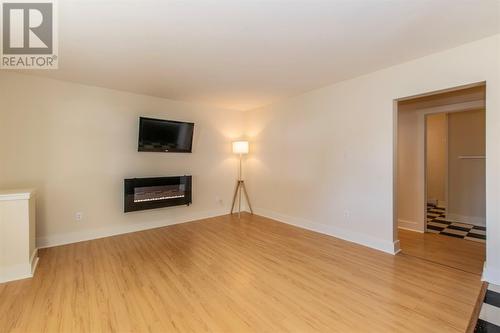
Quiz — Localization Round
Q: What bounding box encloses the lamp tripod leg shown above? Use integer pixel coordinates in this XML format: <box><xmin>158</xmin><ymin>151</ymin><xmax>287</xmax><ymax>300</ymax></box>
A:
<box><xmin>231</xmin><ymin>152</ymin><xmax>252</xmax><ymax>218</ymax></box>
<box><xmin>238</xmin><ymin>182</ymin><xmax>242</xmax><ymax>218</ymax></box>
<box><xmin>230</xmin><ymin>181</ymin><xmax>240</xmax><ymax>215</ymax></box>
<box><xmin>241</xmin><ymin>181</ymin><xmax>253</xmax><ymax>214</ymax></box>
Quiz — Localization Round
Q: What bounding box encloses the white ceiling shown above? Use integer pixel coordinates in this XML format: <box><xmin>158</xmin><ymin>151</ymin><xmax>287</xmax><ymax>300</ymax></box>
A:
<box><xmin>23</xmin><ymin>0</ymin><xmax>500</xmax><ymax>110</ymax></box>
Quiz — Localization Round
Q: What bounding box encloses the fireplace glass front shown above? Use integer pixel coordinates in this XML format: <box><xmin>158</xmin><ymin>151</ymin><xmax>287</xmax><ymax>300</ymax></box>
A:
<box><xmin>124</xmin><ymin>176</ymin><xmax>192</xmax><ymax>212</ymax></box>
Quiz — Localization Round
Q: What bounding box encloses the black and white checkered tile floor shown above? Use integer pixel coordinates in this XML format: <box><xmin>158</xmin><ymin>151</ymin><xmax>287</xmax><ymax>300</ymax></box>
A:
<box><xmin>475</xmin><ymin>284</ymin><xmax>500</xmax><ymax>332</ymax></box>
<box><xmin>426</xmin><ymin>204</ymin><xmax>486</xmax><ymax>243</ymax></box>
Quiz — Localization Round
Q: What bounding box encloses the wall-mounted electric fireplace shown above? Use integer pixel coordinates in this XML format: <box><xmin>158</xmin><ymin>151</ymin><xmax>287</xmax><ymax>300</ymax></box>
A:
<box><xmin>124</xmin><ymin>176</ymin><xmax>192</xmax><ymax>212</ymax></box>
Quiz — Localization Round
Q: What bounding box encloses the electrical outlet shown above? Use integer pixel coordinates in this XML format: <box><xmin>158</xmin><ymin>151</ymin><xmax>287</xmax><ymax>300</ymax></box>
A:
<box><xmin>75</xmin><ymin>212</ymin><xmax>83</xmax><ymax>222</ymax></box>
<box><xmin>215</xmin><ymin>196</ymin><xmax>223</xmax><ymax>205</ymax></box>
<box><xmin>343</xmin><ymin>210</ymin><xmax>350</xmax><ymax>219</ymax></box>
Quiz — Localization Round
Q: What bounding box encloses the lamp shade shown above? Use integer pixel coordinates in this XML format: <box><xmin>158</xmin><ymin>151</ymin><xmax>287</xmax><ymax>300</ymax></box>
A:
<box><xmin>232</xmin><ymin>141</ymin><xmax>249</xmax><ymax>154</ymax></box>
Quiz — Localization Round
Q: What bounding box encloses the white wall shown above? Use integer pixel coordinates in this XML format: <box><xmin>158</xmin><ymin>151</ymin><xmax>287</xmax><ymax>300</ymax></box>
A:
<box><xmin>1</xmin><ymin>36</ymin><xmax>499</xmax><ymax>283</ymax></box>
<box><xmin>397</xmin><ymin>108</ymin><xmax>425</xmax><ymax>232</ymax></box>
<box><xmin>0</xmin><ymin>72</ymin><xmax>244</xmax><ymax>247</ymax></box>
<box><xmin>448</xmin><ymin>109</ymin><xmax>486</xmax><ymax>225</ymax></box>
<box><xmin>244</xmin><ymin>35</ymin><xmax>500</xmax><ymax>282</ymax></box>
<box><xmin>426</xmin><ymin>113</ymin><xmax>447</xmax><ymax>206</ymax></box>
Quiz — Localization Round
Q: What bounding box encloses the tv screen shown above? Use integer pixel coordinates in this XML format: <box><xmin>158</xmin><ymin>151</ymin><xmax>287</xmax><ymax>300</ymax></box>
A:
<box><xmin>138</xmin><ymin>117</ymin><xmax>194</xmax><ymax>153</ymax></box>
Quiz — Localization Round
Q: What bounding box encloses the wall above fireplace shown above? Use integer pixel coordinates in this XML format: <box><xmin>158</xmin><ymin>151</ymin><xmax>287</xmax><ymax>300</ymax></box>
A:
<box><xmin>124</xmin><ymin>176</ymin><xmax>192</xmax><ymax>213</ymax></box>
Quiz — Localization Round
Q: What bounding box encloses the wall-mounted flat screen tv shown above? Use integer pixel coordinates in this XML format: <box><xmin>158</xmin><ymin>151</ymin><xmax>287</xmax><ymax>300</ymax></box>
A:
<box><xmin>138</xmin><ymin>117</ymin><xmax>194</xmax><ymax>153</ymax></box>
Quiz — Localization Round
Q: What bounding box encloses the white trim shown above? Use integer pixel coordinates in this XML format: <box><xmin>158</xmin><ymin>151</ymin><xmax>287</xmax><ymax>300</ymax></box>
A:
<box><xmin>393</xmin><ymin>240</ymin><xmax>401</xmax><ymax>254</ymax></box>
<box><xmin>30</xmin><ymin>248</ymin><xmax>39</xmax><ymax>276</ymax></box>
<box><xmin>483</xmin><ymin>263</ymin><xmax>500</xmax><ymax>285</ymax></box>
<box><xmin>488</xmin><ymin>283</ymin><xmax>500</xmax><ymax>294</ymax></box>
<box><xmin>37</xmin><ymin>208</ymin><xmax>229</xmax><ymax>249</ymax></box>
<box><xmin>397</xmin><ymin>219</ymin><xmax>424</xmax><ymax>232</ymax></box>
<box><xmin>254</xmin><ymin>208</ymin><xmax>400</xmax><ymax>255</ymax></box>
<box><xmin>427</xmin><ymin>199</ymin><xmax>447</xmax><ymax>209</ymax></box>
<box><xmin>0</xmin><ymin>248</ymin><xmax>38</xmax><ymax>283</ymax></box>
<box><xmin>0</xmin><ymin>263</ymin><xmax>33</xmax><ymax>283</ymax></box>
<box><xmin>427</xmin><ymin>198</ymin><xmax>438</xmax><ymax>206</ymax></box>
<box><xmin>398</xmin><ymin>226</ymin><xmax>424</xmax><ymax>233</ymax></box>
<box><xmin>413</xmin><ymin>100</ymin><xmax>485</xmax><ymax>115</ymax></box>
<box><xmin>0</xmin><ymin>189</ymin><xmax>35</xmax><ymax>201</ymax></box>
<box><xmin>445</xmin><ymin>213</ymin><xmax>485</xmax><ymax>227</ymax></box>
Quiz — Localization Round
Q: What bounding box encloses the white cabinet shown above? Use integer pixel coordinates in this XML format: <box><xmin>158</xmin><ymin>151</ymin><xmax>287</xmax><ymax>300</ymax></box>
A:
<box><xmin>0</xmin><ymin>189</ymin><xmax>38</xmax><ymax>283</ymax></box>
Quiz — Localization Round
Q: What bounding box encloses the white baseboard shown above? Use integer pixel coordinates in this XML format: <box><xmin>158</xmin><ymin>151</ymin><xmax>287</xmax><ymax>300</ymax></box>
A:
<box><xmin>0</xmin><ymin>263</ymin><xmax>32</xmax><ymax>283</ymax></box>
<box><xmin>398</xmin><ymin>226</ymin><xmax>424</xmax><ymax>233</ymax></box>
<box><xmin>37</xmin><ymin>208</ymin><xmax>229</xmax><ymax>249</ymax></box>
<box><xmin>445</xmin><ymin>213</ymin><xmax>485</xmax><ymax>227</ymax></box>
<box><xmin>483</xmin><ymin>263</ymin><xmax>500</xmax><ymax>285</ymax></box>
<box><xmin>427</xmin><ymin>199</ymin><xmax>446</xmax><ymax>208</ymax></box>
<box><xmin>0</xmin><ymin>248</ymin><xmax>38</xmax><ymax>283</ymax></box>
<box><xmin>397</xmin><ymin>219</ymin><xmax>424</xmax><ymax>233</ymax></box>
<box><xmin>393</xmin><ymin>240</ymin><xmax>401</xmax><ymax>254</ymax></box>
<box><xmin>31</xmin><ymin>248</ymin><xmax>39</xmax><ymax>276</ymax></box>
<box><xmin>427</xmin><ymin>198</ymin><xmax>438</xmax><ymax>206</ymax></box>
<box><xmin>254</xmin><ymin>208</ymin><xmax>400</xmax><ymax>255</ymax></box>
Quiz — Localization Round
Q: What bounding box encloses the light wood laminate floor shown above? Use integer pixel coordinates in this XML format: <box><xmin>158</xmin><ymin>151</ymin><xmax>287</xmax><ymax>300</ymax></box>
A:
<box><xmin>0</xmin><ymin>214</ymin><xmax>483</xmax><ymax>332</ymax></box>
<box><xmin>398</xmin><ymin>228</ymin><xmax>486</xmax><ymax>275</ymax></box>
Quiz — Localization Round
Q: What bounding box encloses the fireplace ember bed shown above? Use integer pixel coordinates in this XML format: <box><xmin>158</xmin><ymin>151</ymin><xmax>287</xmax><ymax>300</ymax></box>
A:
<box><xmin>124</xmin><ymin>176</ymin><xmax>192</xmax><ymax>212</ymax></box>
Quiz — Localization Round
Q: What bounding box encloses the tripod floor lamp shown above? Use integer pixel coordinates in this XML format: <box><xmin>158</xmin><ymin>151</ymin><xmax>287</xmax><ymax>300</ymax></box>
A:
<box><xmin>230</xmin><ymin>140</ymin><xmax>253</xmax><ymax>218</ymax></box>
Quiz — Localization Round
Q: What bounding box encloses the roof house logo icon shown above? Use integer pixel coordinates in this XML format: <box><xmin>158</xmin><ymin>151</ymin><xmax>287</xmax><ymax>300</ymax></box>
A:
<box><xmin>1</xmin><ymin>0</ymin><xmax>58</xmax><ymax>69</ymax></box>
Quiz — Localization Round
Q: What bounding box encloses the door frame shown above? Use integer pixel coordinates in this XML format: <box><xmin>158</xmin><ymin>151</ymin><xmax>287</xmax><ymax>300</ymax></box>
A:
<box><xmin>393</xmin><ymin>82</ymin><xmax>486</xmax><ymax>240</ymax></box>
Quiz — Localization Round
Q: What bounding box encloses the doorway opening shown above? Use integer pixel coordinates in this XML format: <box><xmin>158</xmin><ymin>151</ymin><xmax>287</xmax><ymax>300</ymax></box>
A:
<box><xmin>394</xmin><ymin>83</ymin><xmax>486</xmax><ymax>275</ymax></box>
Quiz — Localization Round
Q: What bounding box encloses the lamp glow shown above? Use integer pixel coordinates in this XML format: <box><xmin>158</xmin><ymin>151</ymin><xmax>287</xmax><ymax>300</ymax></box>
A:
<box><xmin>232</xmin><ymin>141</ymin><xmax>249</xmax><ymax>155</ymax></box>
